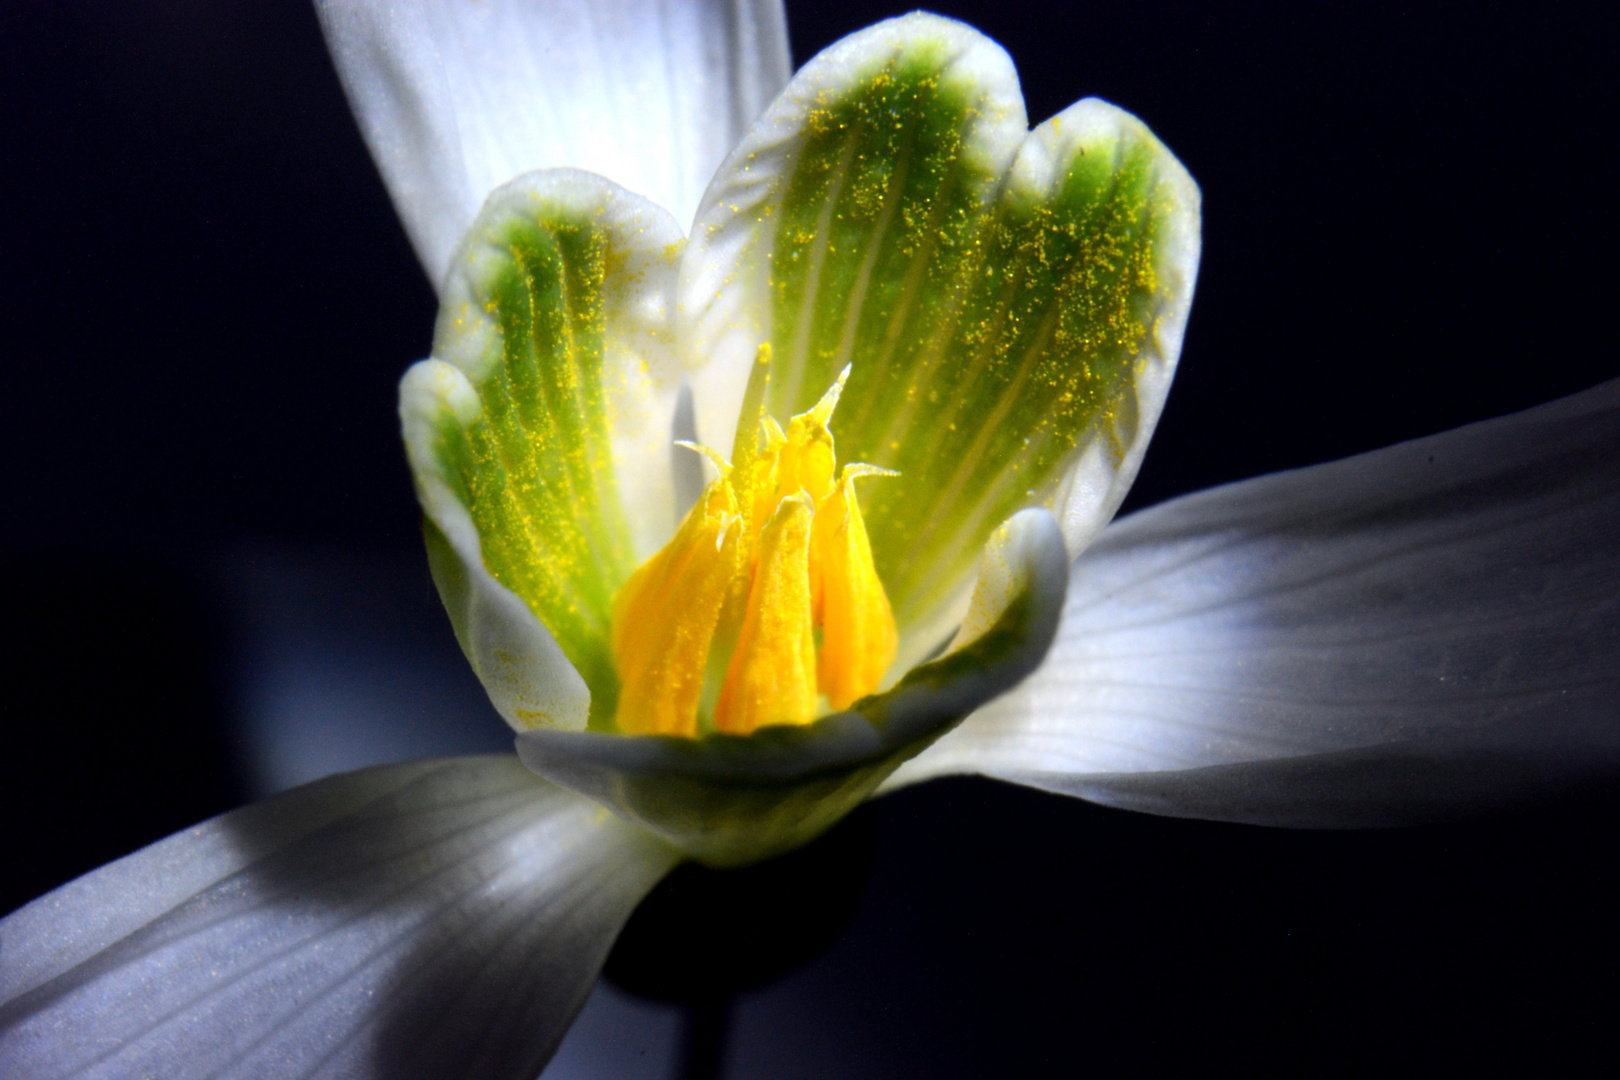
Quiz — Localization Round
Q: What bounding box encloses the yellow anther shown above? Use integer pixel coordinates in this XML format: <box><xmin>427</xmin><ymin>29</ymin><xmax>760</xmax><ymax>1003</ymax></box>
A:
<box><xmin>610</xmin><ymin>357</ymin><xmax>899</xmax><ymax>737</ymax></box>
<box><xmin>714</xmin><ymin>493</ymin><xmax>818</xmax><ymax>733</ymax></box>
<box><xmin>730</xmin><ymin>343</ymin><xmax>775</xmax><ymax>470</ymax></box>
<box><xmin>803</xmin><ymin>364</ymin><xmax>852</xmax><ymax>426</ymax></box>
<box><xmin>611</xmin><ymin>479</ymin><xmax>743</xmax><ymax>737</ymax></box>
<box><xmin>744</xmin><ymin>417</ymin><xmax>790</xmax><ymax>537</ymax></box>
<box><xmin>812</xmin><ymin>465</ymin><xmax>898</xmax><ymax>709</ymax></box>
<box><xmin>776</xmin><ymin>364</ymin><xmax>849</xmax><ymax>505</ymax></box>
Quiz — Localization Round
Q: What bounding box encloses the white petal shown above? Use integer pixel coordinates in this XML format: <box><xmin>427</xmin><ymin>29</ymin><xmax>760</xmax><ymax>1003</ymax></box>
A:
<box><xmin>887</xmin><ymin>381</ymin><xmax>1620</xmax><ymax>825</ymax></box>
<box><xmin>315</xmin><ymin>0</ymin><xmax>791</xmax><ymax>287</ymax></box>
<box><xmin>0</xmin><ymin>757</ymin><xmax>678</xmax><ymax>1079</ymax></box>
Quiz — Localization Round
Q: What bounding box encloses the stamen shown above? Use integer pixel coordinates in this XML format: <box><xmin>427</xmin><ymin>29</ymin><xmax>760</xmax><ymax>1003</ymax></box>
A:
<box><xmin>611</xmin><ymin>480</ymin><xmax>743</xmax><ymax>737</ymax></box>
<box><xmin>804</xmin><ymin>363</ymin><xmax>852</xmax><ymax>427</ymax></box>
<box><xmin>610</xmin><ymin>356</ymin><xmax>899</xmax><ymax>736</ymax></box>
<box><xmin>714</xmin><ymin>493</ymin><xmax>818</xmax><ymax>733</ymax></box>
<box><xmin>730</xmin><ymin>342</ymin><xmax>775</xmax><ymax>467</ymax></box>
<box><xmin>812</xmin><ymin>465</ymin><xmax>898</xmax><ymax>709</ymax></box>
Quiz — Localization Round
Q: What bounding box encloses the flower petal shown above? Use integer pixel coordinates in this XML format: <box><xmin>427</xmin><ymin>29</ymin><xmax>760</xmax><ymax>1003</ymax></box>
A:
<box><xmin>402</xmin><ymin>357</ymin><xmax>593</xmax><ymax>734</ymax></box>
<box><xmin>886</xmin><ymin>381</ymin><xmax>1620</xmax><ymax>826</ymax></box>
<box><xmin>680</xmin><ymin>13</ymin><xmax>1199</xmax><ymax>662</ymax></box>
<box><xmin>315</xmin><ymin>0</ymin><xmax>791</xmax><ymax>286</ymax></box>
<box><xmin>516</xmin><ymin>509</ymin><xmax>1068</xmax><ymax>866</ymax></box>
<box><xmin>418</xmin><ymin>500</ymin><xmax>592</xmax><ymax>734</ymax></box>
<box><xmin>680</xmin><ymin>12</ymin><xmax>1024</xmax><ymax>485</ymax></box>
<box><xmin>412</xmin><ymin>170</ymin><xmax>686</xmax><ymax>728</ymax></box>
<box><xmin>0</xmin><ymin>757</ymin><xmax>678</xmax><ymax>1079</ymax></box>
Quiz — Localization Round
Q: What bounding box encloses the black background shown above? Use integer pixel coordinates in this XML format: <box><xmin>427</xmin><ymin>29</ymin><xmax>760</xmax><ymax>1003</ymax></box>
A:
<box><xmin>1</xmin><ymin>1</ymin><xmax>1616</xmax><ymax>1075</ymax></box>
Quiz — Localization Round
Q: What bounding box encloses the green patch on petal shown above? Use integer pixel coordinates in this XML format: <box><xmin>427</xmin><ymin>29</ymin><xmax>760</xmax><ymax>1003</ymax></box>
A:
<box><xmin>766</xmin><ymin>82</ymin><xmax>1194</xmax><ymax>637</ymax></box>
<box><xmin>431</xmin><ymin>180</ymin><xmax>656</xmax><ymax>727</ymax></box>
<box><xmin>853</xmin><ymin>120</ymin><xmax>1180</xmax><ymax>631</ymax></box>
<box><xmin>764</xmin><ymin>40</ymin><xmax>1008</xmax><ymax>418</ymax></box>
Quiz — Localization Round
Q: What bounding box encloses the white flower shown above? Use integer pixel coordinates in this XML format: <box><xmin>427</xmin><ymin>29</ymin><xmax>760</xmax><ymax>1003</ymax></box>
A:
<box><xmin>2</xmin><ymin>2</ymin><xmax>1615</xmax><ymax>1077</ymax></box>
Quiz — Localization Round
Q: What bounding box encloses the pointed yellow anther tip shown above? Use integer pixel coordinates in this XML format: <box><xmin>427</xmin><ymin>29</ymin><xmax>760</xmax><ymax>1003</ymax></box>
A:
<box><xmin>675</xmin><ymin>439</ymin><xmax>731</xmax><ymax>478</ymax></box>
<box><xmin>804</xmin><ymin>363</ymin><xmax>853</xmax><ymax>426</ymax></box>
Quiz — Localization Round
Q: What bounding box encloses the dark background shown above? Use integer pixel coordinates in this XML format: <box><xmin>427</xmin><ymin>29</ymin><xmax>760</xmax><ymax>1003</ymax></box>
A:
<box><xmin>1</xmin><ymin>1</ymin><xmax>1615</xmax><ymax>1075</ymax></box>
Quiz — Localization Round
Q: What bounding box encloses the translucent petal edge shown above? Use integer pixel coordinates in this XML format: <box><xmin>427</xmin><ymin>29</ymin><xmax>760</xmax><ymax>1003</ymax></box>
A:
<box><xmin>401</xmin><ymin>358</ymin><xmax>592</xmax><ymax>732</ymax></box>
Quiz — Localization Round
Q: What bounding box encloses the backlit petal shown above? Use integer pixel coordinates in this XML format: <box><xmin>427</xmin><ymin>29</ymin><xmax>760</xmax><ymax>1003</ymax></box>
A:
<box><xmin>316</xmin><ymin>0</ymin><xmax>791</xmax><ymax>286</ymax></box>
<box><xmin>0</xmin><ymin>758</ymin><xmax>678</xmax><ymax>1079</ymax></box>
<box><xmin>402</xmin><ymin>361</ymin><xmax>591</xmax><ymax>732</ymax></box>
<box><xmin>411</xmin><ymin>170</ymin><xmax>685</xmax><ymax>727</ymax></box>
<box><xmin>680</xmin><ymin>12</ymin><xmax>1023</xmax><ymax>473</ymax></box>
<box><xmin>887</xmin><ymin>381</ymin><xmax>1620</xmax><ymax>826</ymax></box>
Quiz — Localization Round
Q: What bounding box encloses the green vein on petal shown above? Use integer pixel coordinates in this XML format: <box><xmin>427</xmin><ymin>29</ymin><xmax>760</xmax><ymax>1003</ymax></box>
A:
<box><xmin>429</xmin><ymin>171</ymin><xmax>684</xmax><ymax>727</ymax></box>
<box><xmin>764</xmin><ymin>36</ymin><xmax>1014</xmax><ymax>421</ymax></box>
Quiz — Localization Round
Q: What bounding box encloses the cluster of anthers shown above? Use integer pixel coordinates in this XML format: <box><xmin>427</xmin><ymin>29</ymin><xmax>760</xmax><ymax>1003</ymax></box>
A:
<box><xmin>610</xmin><ymin>347</ymin><xmax>897</xmax><ymax>737</ymax></box>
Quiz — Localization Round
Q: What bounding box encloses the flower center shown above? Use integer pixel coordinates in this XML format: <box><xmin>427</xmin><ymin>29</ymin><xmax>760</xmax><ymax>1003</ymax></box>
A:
<box><xmin>609</xmin><ymin>347</ymin><xmax>898</xmax><ymax>737</ymax></box>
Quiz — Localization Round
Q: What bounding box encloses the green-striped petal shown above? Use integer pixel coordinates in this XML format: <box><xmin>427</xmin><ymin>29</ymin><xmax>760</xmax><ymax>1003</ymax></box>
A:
<box><xmin>403</xmin><ymin>355</ymin><xmax>591</xmax><ymax>732</ymax></box>
<box><xmin>867</xmin><ymin>96</ymin><xmax>1200</xmax><ymax>657</ymax></box>
<box><xmin>409</xmin><ymin>169</ymin><xmax>686</xmax><ymax>729</ymax></box>
<box><xmin>680</xmin><ymin>13</ymin><xmax>1200</xmax><ymax>664</ymax></box>
<box><xmin>681</xmin><ymin>12</ymin><xmax>1025</xmax><ymax>473</ymax></box>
